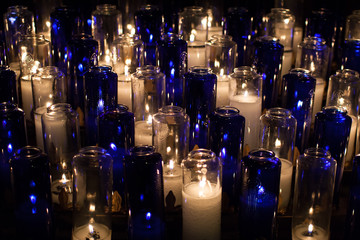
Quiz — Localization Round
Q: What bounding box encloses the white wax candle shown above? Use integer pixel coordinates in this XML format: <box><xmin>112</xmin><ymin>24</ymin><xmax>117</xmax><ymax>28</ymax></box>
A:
<box><xmin>208</xmin><ymin>27</ymin><xmax>223</xmax><ymax>38</ymax></box>
<box><xmin>274</xmin><ymin>23</ymin><xmax>293</xmax><ymax>51</ymax></box>
<box><xmin>216</xmin><ymin>75</ymin><xmax>230</xmax><ymax>107</ymax></box>
<box><xmin>163</xmin><ymin>163</ymin><xmax>182</xmax><ymax>207</ymax></box>
<box><xmin>293</xmin><ymin>27</ymin><xmax>303</xmax><ymax>59</ymax></box>
<box><xmin>135</xmin><ymin>120</ymin><xmax>153</xmax><ymax>146</ymax></box>
<box><xmin>182</xmin><ymin>182</ymin><xmax>222</xmax><ymax>240</ymax></box>
<box><xmin>51</xmin><ymin>174</ymin><xmax>73</xmax><ymax>205</ymax></box>
<box><xmin>292</xmin><ymin>224</ymin><xmax>328</xmax><ymax>240</ymax></box>
<box><xmin>32</xmin><ymin>77</ymin><xmax>54</xmax><ymax>109</ymax></box>
<box><xmin>345</xmin><ymin>115</ymin><xmax>357</xmax><ymax>164</ymax></box>
<box><xmin>118</xmin><ymin>74</ymin><xmax>132</xmax><ymax>110</ymax></box>
<box><xmin>72</xmin><ymin>223</ymin><xmax>111</xmax><ymax>240</ymax></box>
<box><xmin>21</xmin><ymin>75</ymin><xmax>33</xmax><ymax>121</ymax></box>
<box><xmin>281</xmin><ymin>51</ymin><xmax>293</xmax><ymax>78</ymax></box>
<box><xmin>312</xmin><ymin>78</ymin><xmax>326</xmax><ymax>123</ymax></box>
<box><xmin>34</xmin><ymin>107</ymin><xmax>47</xmax><ymax>150</ymax></box>
<box><xmin>188</xmin><ymin>45</ymin><xmax>206</xmax><ymax>67</ymax></box>
<box><xmin>278</xmin><ymin>158</ymin><xmax>293</xmax><ymax>213</ymax></box>
<box><xmin>230</xmin><ymin>95</ymin><xmax>262</xmax><ymax>153</ymax></box>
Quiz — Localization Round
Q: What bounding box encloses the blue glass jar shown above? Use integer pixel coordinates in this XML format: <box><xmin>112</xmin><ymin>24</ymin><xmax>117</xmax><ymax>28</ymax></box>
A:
<box><xmin>223</xmin><ymin>7</ymin><xmax>252</xmax><ymax>66</ymax></box>
<box><xmin>158</xmin><ymin>33</ymin><xmax>187</xmax><ymax>106</ymax></box>
<box><xmin>125</xmin><ymin>146</ymin><xmax>165</xmax><ymax>240</ymax></box>
<box><xmin>313</xmin><ymin>106</ymin><xmax>351</xmax><ymax>205</ymax></box>
<box><xmin>184</xmin><ymin>67</ymin><xmax>217</xmax><ymax>150</ymax></box>
<box><xmin>253</xmin><ymin>36</ymin><xmax>284</xmax><ymax>110</ymax></box>
<box><xmin>345</xmin><ymin>154</ymin><xmax>360</xmax><ymax>239</ymax></box>
<box><xmin>98</xmin><ymin>104</ymin><xmax>134</xmax><ymax>213</ymax></box>
<box><xmin>0</xmin><ymin>66</ymin><xmax>17</xmax><ymax>104</ymax></box>
<box><xmin>50</xmin><ymin>7</ymin><xmax>77</xmax><ymax>72</ymax></box>
<box><xmin>66</xmin><ymin>34</ymin><xmax>98</xmax><ymax>124</ymax></box>
<box><xmin>135</xmin><ymin>5</ymin><xmax>162</xmax><ymax>66</ymax></box>
<box><xmin>280</xmin><ymin>68</ymin><xmax>316</xmax><ymax>154</ymax></box>
<box><xmin>209</xmin><ymin>106</ymin><xmax>245</xmax><ymax>210</ymax></box>
<box><xmin>342</xmin><ymin>40</ymin><xmax>360</xmax><ymax>73</ymax></box>
<box><xmin>237</xmin><ymin>149</ymin><xmax>281</xmax><ymax>240</ymax></box>
<box><xmin>10</xmin><ymin>146</ymin><xmax>53</xmax><ymax>239</ymax></box>
<box><xmin>84</xmin><ymin>66</ymin><xmax>117</xmax><ymax>145</ymax></box>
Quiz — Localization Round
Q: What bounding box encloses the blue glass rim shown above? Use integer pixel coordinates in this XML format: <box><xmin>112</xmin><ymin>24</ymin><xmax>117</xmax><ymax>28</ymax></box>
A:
<box><xmin>214</xmin><ymin>106</ymin><xmax>240</xmax><ymax>116</ymax></box>
<box><xmin>248</xmin><ymin>148</ymin><xmax>276</xmax><ymax>159</ymax></box>
<box><xmin>7</xmin><ymin>5</ymin><xmax>29</xmax><ymax>13</ymax></box>
<box><xmin>89</xmin><ymin>65</ymin><xmax>113</xmax><ymax>72</ymax></box>
<box><xmin>288</xmin><ymin>68</ymin><xmax>312</xmax><ymax>77</ymax></box>
<box><xmin>11</xmin><ymin>146</ymin><xmax>46</xmax><ymax>164</ymax></box>
<box><xmin>189</xmin><ymin>66</ymin><xmax>213</xmax><ymax>75</ymax></box>
<box><xmin>320</xmin><ymin>106</ymin><xmax>348</xmax><ymax>115</ymax></box>
<box><xmin>129</xmin><ymin>145</ymin><xmax>156</xmax><ymax>156</ymax></box>
<box><xmin>0</xmin><ymin>65</ymin><xmax>12</xmax><ymax>71</ymax></box>
<box><xmin>0</xmin><ymin>102</ymin><xmax>23</xmax><ymax>114</ymax></box>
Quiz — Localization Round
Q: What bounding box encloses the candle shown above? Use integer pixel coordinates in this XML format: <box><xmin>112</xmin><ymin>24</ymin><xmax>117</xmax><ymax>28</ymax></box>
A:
<box><xmin>278</xmin><ymin>158</ymin><xmax>293</xmax><ymax>213</ymax></box>
<box><xmin>34</xmin><ymin>106</ymin><xmax>47</xmax><ymax>150</ymax></box>
<box><xmin>135</xmin><ymin>118</ymin><xmax>153</xmax><ymax>146</ymax></box>
<box><xmin>72</xmin><ymin>222</ymin><xmax>112</xmax><ymax>240</ymax></box>
<box><xmin>293</xmin><ymin>27</ymin><xmax>303</xmax><ymax>59</ymax></box>
<box><xmin>187</xmin><ymin>44</ymin><xmax>206</xmax><ymax>67</ymax></box>
<box><xmin>182</xmin><ymin>182</ymin><xmax>222</xmax><ymax>240</ymax></box>
<box><xmin>346</xmin><ymin>115</ymin><xmax>357</xmax><ymax>164</ymax></box>
<box><xmin>312</xmin><ymin>77</ymin><xmax>326</xmax><ymax>122</ymax></box>
<box><xmin>281</xmin><ymin>51</ymin><xmax>293</xmax><ymax>78</ymax></box>
<box><xmin>230</xmin><ymin>94</ymin><xmax>261</xmax><ymax>153</ymax></box>
<box><xmin>208</xmin><ymin>26</ymin><xmax>222</xmax><ymax>37</ymax></box>
<box><xmin>117</xmin><ymin>74</ymin><xmax>132</xmax><ymax>110</ymax></box>
<box><xmin>163</xmin><ymin>161</ymin><xmax>182</xmax><ymax>207</ymax></box>
<box><xmin>216</xmin><ymin>75</ymin><xmax>230</xmax><ymax>107</ymax></box>
<box><xmin>292</xmin><ymin>223</ymin><xmax>328</xmax><ymax>240</ymax></box>
<box><xmin>51</xmin><ymin>173</ymin><xmax>73</xmax><ymax>205</ymax></box>
<box><xmin>20</xmin><ymin>75</ymin><xmax>33</xmax><ymax>121</ymax></box>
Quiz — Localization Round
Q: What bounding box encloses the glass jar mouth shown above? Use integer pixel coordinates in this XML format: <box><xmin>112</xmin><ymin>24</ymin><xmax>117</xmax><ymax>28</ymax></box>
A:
<box><xmin>12</xmin><ymin>146</ymin><xmax>45</xmax><ymax>162</ymax></box>
<box><xmin>187</xmin><ymin>149</ymin><xmax>217</xmax><ymax>161</ymax></box>
<box><xmin>33</xmin><ymin>66</ymin><xmax>64</xmax><ymax>78</ymax></box>
<box><xmin>135</xmin><ymin>65</ymin><xmax>161</xmax><ymax>75</ymax></box>
<box><xmin>289</xmin><ymin>68</ymin><xmax>312</xmax><ymax>77</ymax></box>
<box><xmin>334</xmin><ymin>69</ymin><xmax>360</xmax><ymax>81</ymax></box>
<box><xmin>301</xmin><ymin>36</ymin><xmax>327</xmax><ymax>49</ymax></box>
<box><xmin>321</xmin><ymin>106</ymin><xmax>348</xmax><ymax>115</ymax></box>
<box><xmin>303</xmin><ymin>147</ymin><xmax>332</xmax><ymax>159</ymax></box>
<box><xmin>159</xmin><ymin>105</ymin><xmax>184</xmax><ymax>115</ymax></box>
<box><xmin>0</xmin><ymin>102</ymin><xmax>20</xmax><ymax>113</ymax></box>
<box><xmin>0</xmin><ymin>65</ymin><xmax>11</xmax><ymax>71</ymax></box>
<box><xmin>189</xmin><ymin>66</ymin><xmax>213</xmax><ymax>75</ymax></box>
<box><xmin>266</xmin><ymin>107</ymin><xmax>292</xmax><ymax>118</ymax></box>
<box><xmin>89</xmin><ymin>65</ymin><xmax>113</xmax><ymax>72</ymax></box>
<box><xmin>20</xmin><ymin>34</ymin><xmax>48</xmax><ymax>43</ymax></box>
<box><xmin>7</xmin><ymin>5</ymin><xmax>28</xmax><ymax>13</ymax></box>
<box><xmin>160</xmin><ymin>33</ymin><xmax>183</xmax><ymax>42</ymax></box>
<box><xmin>96</xmin><ymin>4</ymin><xmax>117</xmax><ymax>11</ymax></box>
<box><xmin>116</xmin><ymin>33</ymin><xmax>141</xmax><ymax>43</ymax></box>
<box><xmin>140</xmin><ymin>4</ymin><xmax>160</xmax><ymax>12</ymax></box>
<box><xmin>183</xmin><ymin>6</ymin><xmax>205</xmax><ymax>13</ymax></box>
<box><xmin>214</xmin><ymin>106</ymin><xmax>240</xmax><ymax>116</ymax></box>
<box><xmin>129</xmin><ymin>145</ymin><xmax>156</xmax><ymax>156</ymax></box>
<box><xmin>248</xmin><ymin>149</ymin><xmax>276</xmax><ymax>159</ymax></box>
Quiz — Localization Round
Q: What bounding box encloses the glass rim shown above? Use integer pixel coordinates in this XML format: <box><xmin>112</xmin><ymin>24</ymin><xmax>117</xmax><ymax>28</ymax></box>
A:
<box><xmin>214</xmin><ymin>106</ymin><xmax>240</xmax><ymax>116</ymax></box>
<box><xmin>129</xmin><ymin>145</ymin><xmax>156</xmax><ymax>156</ymax></box>
<box><xmin>11</xmin><ymin>146</ymin><xmax>46</xmax><ymax>163</ymax></box>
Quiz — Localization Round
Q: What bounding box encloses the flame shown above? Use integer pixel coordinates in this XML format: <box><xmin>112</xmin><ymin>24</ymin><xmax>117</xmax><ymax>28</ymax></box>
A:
<box><xmin>275</xmin><ymin>138</ymin><xmax>281</xmax><ymax>148</ymax></box>
<box><xmin>309</xmin><ymin>207</ymin><xmax>314</xmax><ymax>215</ymax></box>
<box><xmin>89</xmin><ymin>224</ymin><xmax>94</xmax><ymax>234</ymax></box>
<box><xmin>60</xmin><ymin>173</ymin><xmax>67</xmax><ymax>184</ymax></box>
<box><xmin>89</xmin><ymin>203</ymin><xmax>95</xmax><ymax>212</ymax></box>
<box><xmin>190</xmin><ymin>29</ymin><xmax>197</xmax><ymax>42</ymax></box>
<box><xmin>169</xmin><ymin>160</ymin><xmax>174</xmax><ymax>170</ymax></box>
<box><xmin>147</xmin><ymin>115</ymin><xmax>152</xmax><ymax>125</ymax></box>
<box><xmin>308</xmin><ymin>223</ymin><xmax>314</xmax><ymax>234</ymax></box>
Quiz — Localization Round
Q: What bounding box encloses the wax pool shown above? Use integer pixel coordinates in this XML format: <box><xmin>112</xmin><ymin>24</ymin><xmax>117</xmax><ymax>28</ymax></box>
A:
<box><xmin>72</xmin><ymin>223</ymin><xmax>111</xmax><ymax>240</ymax></box>
<box><xmin>292</xmin><ymin>224</ymin><xmax>328</xmax><ymax>240</ymax></box>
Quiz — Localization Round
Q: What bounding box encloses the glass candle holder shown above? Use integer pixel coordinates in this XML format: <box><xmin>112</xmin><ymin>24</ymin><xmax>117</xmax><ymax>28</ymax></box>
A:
<box><xmin>206</xmin><ymin>7</ymin><xmax>222</xmax><ymax>38</ymax></box>
<box><xmin>259</xmin><ymin>108</ymin><xmax>296</xmax><ymax>213</ymax></box>
<box><xmin>280</xmin><ymin>68</ymin><xmax>316</xmax><ymax>154</ymax></box>
<box><xmin>98</xmin><ymin>104</ymin><xmax>134</xmax><ymax>213</ymax></box>
<box><xmin>0</xmin><ymin>65</ymin><xmax>17</xmax><ymax>104</ymax></box>
<box><xmin>342</xmin><ymin>40</ymin><xmax>360</xmax><ymax>74</ymax></box>
<box><xmin>132</xmin><ymin>65</ymin><xmax>165</xmax><ymax>121</ymax></box>
<box><xmin>158</xmin><ymin>33</ymin><xmax>187</xmax><ymax>107</ymax></box>
<box><xmin>345</xmin><ymin>10</ymin><xmax>360</xmax><ymax>41</ymax></box>
<box><xmin>223</xmin><ymin>7</ymin><xmax>252</xmax><ymax>66</ymax></box>
<box><xmin>205</xmin><ymin>35</ymin><xmax>236</xmax><ymax>107</ymax></box>
<box><xmin>42</xmin><ymin>103</ymin><xmax>80</xmax><ymax>209</ymax></box>
<box><xmin>84</xmin><ymin>66</ymin><xmax>118</xmax><ymax>145</ymax></box>
<box><xmin>50</xmin><ymin>7</ymin><xmax>78</xmax><ymax>72</ymax></box>
<box><xmin>209</xmin><ymin>107</ymin><xmax>245</xmax><ymax>211</ymax></box>
<box><xmin>153</xmin><ymin>105</ymin><xmax>190</xmax><ymax>208</ymax></box>
<box><xmin>313</xmin><ymin>106</ymin><xmax>351</xmax><ymax>206</ymax></box>
<box><xmin>0</xmin><ymin>41</ymin><xmax>7</xmax><ymax>66</ymax></box>
<box><xmin>182</xmin><ymin>149</ymin><xmax>222</xmax><ymax>240</ymax></box>
<box><xmin>295</xmin><ymin>37</ymin><xmax>329</xmax><ymax>122</ymax></box>
<box><xmin>125</xmin><ymin>146</ymin><xmax>165</xmax><ymax>240</ymax></box>
<box><xmin>66</xmin><ymin>34</ymin><xmax>99</xmax><ymax>125</ymax></box>
<box><xmin>229</xmin><ymin>66</ymin><xmax>262</xmax><ymax>155</ymax></box>
<box><xmin>92</xmin><ymin>4</ymin><xmax>122</xmax><ymax>65</ymax></box>
<box><xmin>237</xmin><ymin>149</ymin><xmax>281</xmax><ymax>240</ymax></box>
<box><xmin>179</xmin><ymin>6</ymin><xmax>208</xmax><ymax>67</ymax></box>
<box><xmin>10</xmin><ymin>146</ymin><xmax>53</xmax><ymax>239</ymax></box>
<box><xmin>72</xmin><ymin>147</ymin><xmax>113</xmax><ymax>240</ymax></box>
<box><xmin>252</xmin><ymin>36</ymin><xmax>284</xmax><ymax>110</ymax></box>
<box><xmin>184</xmin><ymin>67</ymin><xmax>217</xmax><ymax>150</ymax></box>
<box><xmin>112</xmin><ymin>34</ymin><xmax>144</xmax><ymax>110</ymax></box>
<box><xmin>292</xmin><ymin>148</ymin><xmax>337</xmax><ymax>240</ymax></box>
<box><xmin>326</xmin><ymin>69</ymin><xmax>360</xmax><ymax>168</ymax></box>
<box><xmin>135</xmin><ymin>5</ymin><xmax>163</xmax><ymax>66</ymax></box>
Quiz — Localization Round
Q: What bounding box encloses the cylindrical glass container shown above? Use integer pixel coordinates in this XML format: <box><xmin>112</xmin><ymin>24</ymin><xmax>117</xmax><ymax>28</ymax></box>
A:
<box><xmin>253</xmin><ymin>36</ymin><xmax>284</xmax><ymax>110</ymax></box>
<box><xmin>66</xmin><ymin>34</ymin><xmax>99</xmax><ymax>125</ymax></box>
<box><xmin>4</xmin><ymin>6</ymin><xmax>35</xmax><ymax>65</ymax></box>
<box><xmin>84</xmin><ymin>66</ymin><xmax>118</xmax><ymax>145</ymax></box>
<box><xmin>179</xmin><ymin>6</ymin><xmax>208</xmax><ymax>67</ymax></box>
<box><xmin>132</xmin><ymin>65</ymin><xmax>165</xmax><ymax>121</ymax></box>
<box><xmin>326</xmin><ymin>69</ymin><xmax>360</xmax><ymax>168</ymax></box>
<box><xmin>112</xmin><ymin>34</ymin><xmax>144</xmax><ymax>110</ymax></box>
<box><xmin>98</xmin><ymin>104</ymin><xmax>134</xmax><ymax>213</ymax></box>
<box><xmin>158</xmin><ymin>33</ymin><xmax>187</xmax><ymax>106</ymax></box>
<box><xmin>237</xmin><ymin>149</ymin><xmax>281</xmax><ymax>240</ymax></box>
<box><xmin>342</xmin><ymin>40</ymin><xmax>360</xmax><ymax>74</ymax></box>
<box><xmin>9</xmin><ymin>146</ymin><xmax>53</xmax><ymax>239</ymax></box>
<box><xmin>0</xmin><ymin>41</ymin><xmax>7</xmax><ymax>66</ymax></box>
<box><xmin>50</xmin><ymin>7</ymin><xmax>78</xmax><ymax>72</ymax></box>
<box><xmin>296</xmin><ymin>37</ymin><xmax>329</xmax><ymax>122</ymax></box>
<box><xmin>223</xmin><ymin>7</ymin><xmax>251</xmax><ymax>66</ymax></box>
<box><xmin>153</xmin><ymin>105</ymin><xmax>190</xmax><ymax>207</ymax></box>
<box><xmin>280</xmin><ymin>68</ymin><xmax>316</xmax><ymax>154</ymax></box>
<box><xmin>184</xmin><ymin>67</ymin><xmax>217</xmax><ymax>150</ymax></box>
<box><xmin>0</xmin><ymin>66</ymin><xmax>17</xmax><ymax>104</ymax></box>
<box><xmin>229</xmin><ymin>66</ymin><xmax>262</xmax><ymax>155</ymax></box>
<box><xmin>72</xmin><ymin>147</ymin><xmax>113</xmax><ymax>240</ymax></box>
<box><xmin>292</xmin><ymin>148</ymin><xmax>337</xmax><ymax>240</ymax></box>
<box><xmin>259</xmin><ymin>108</ymin><xmax>296</xmax><ymax>213</ymax></box>
<box><xmin>135</xmin><ymin>5</ymin><xmax>162</xmax><ymax>66</ymax></box>
<box><xmin>182</xmin><ymin>149</ymin><xmax>222</xmax><ymax>240</ymax></box>
<box><xmin>42</xmin><ymin>103</ymin><xmax>80</xmax><ymax>209</ymax></box>
<box><xmin>209</xmin><ymin>107</ymin><xmax>245</xmax><ymax>211</ymax></box>
<box><xmin>92</xmin><ymin>4</ymin><xmax>122</xmax><ymax>65</ymax></box>
<box><xmin>125</xmin><ymin>146</ymin><xmax>165</xmax><ymax>240</ymax></box>
<box><xmin>313</xmin><ymin>106</ymin><xmax>351</xmax><ymax>206</ymax></box>
<box><xmin>205</xmin><ymin>35</ymin><xmax>236</xmax><ymax>107</ymax></box>
<box><xmin>345</xmin><ymin>10</ymin><xmax>360</xmax><ymax>41</ymax></box>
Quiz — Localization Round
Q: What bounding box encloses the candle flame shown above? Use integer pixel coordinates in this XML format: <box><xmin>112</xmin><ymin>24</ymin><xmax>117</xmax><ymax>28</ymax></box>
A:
<box><xmin>214</xmin><ymin>60</ymin><xmax>220</xmax><ymax>68</ymax></box>
<box><xmin>310</xmin><ymin>62</ymin><xmax>315</xmax><ymax>73</ymax></box>
<box><xmin>89</xmin><ymin>224</ymin><xmax>94</xmax><ymax>234</ymax></box>
<box><xmin>308</xmin><ymin>223</ymin><xmax>314</xmax><ymax>234</ymax></box>
<box><xmin>275</xmin><ymin>138</ymin><xmax>281</xmax><ymax>148</ymax></box>
<box><xmin>190</xmin><ymin>29</ymin><xmax>197</xmax><ymax>42</ymax></box>
<box><xmin>89</xmin><ymin>203</ymin><xmax>95</xmax><ymax>212</ymax></box>
<box><xmin>219</xmin><ymin>68</ymin><xmax>224</xmax><ymax>77</ymax></box>
<box><xmin>60</xmin><ymin>173</ymin><xmax>67</xmax><ymax>184</ymax></box>
<box><xmin>309</xmin><ymin>207</ymin><xmax>314</xmax><ymax>215</ymax></box>
<box><xmin>147</xmin><ymin>115</ymin><xmax>152</xmax><ymax>125</ymax></box>
<box><xmin>244</xmin><ymin>90</ymin><xmax>249</xmax><ymax>97</ymax></box>
<box><xmin>169</xmin><ymin>160</ymin><xmax>174</xmax><ymax>170</ymax></box>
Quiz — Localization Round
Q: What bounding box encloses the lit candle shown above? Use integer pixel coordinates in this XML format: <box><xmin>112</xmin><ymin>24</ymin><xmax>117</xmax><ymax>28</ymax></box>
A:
<box><xmin>187</xmin><ymin>43</ymin><xmax>206</xmax><ymax>67</ymax></box>
<box><xmin>278</xmin><ymin>158</ymin><xmax>293</xmax><ymax>213</ymax></box>
<box><xmin>182</xmin><ymin>178</ymin><xmax>222</xmax><ymax>240</ymax></box>
<box><xmin>230</xmin><ymin>94</ymin><xmax>262</xmax><ymax>153</ymax></box>
<box><xmin>312</xmin><ymin>77</ymin><xmax>326</xmax><ymax>122</ymax></box>
<box><xmin>216</xmin><ymin>75</ymin><xmax>230</xmax><ymax>107</ymax></box>
<box><xmin>292</xmin><ymin>223</ymin><xmax>328</xmax><ymax>240</ymax></box>
<box><xmin>117</xmin><ymin>74</ymin><xmax>132</xmax><ymax>110</ymax></box>
<box><xmin>293</xmin><ymin>27</ymin><xmax>303</xmax><ymax>59</ymax></box>
<box><xmin>34</xmin><ymin>106</ymin><xmax>47</xmax><ymax>150</ymax></box>
<box><xmin>20</xmin><ymin>75</ymin><xmax>33</xmax><ymax>121</ymax></box>
<box><xmin>281</xmin><ymin>51</ymin><xmax>293</xmax><ymax>78</ymax></box>
<box><xmin>163</xmin><ymin>160</ymin><xmax>182</xmax><ymax>207</ymax></box>
<box><xmin>134</xmin><ymin>116</ymin><xmax>153</xmax><ymax>146</ymax></box>
<box><xmin>72</xmin><ymin>222</ymin><xmax>112</xmax><ymax>240</ymax></box>
<box><xmin>51</xmin><ymin>173</ymin><xmax>73</xmax><ymax>205</ymax></box>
